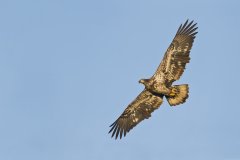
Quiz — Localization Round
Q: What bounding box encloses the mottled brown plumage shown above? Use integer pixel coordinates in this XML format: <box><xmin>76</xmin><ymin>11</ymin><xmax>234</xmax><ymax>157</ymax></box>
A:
<box><xmin>109</xmin><ymin>20</ymin><xmax>198</xmax><ymax>139</ymax></box>
<box><xmin>153</xmin><ymin>20</ymin><xmax>197</xmax><ymax>85</ymax></box>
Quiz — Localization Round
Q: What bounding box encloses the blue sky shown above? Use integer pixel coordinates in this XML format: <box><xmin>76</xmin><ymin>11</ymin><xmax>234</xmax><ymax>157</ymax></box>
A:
<box><xmin>0</xmin><ymin>0</ymin><xmax>240</xmax><ymax>159</ymax></box>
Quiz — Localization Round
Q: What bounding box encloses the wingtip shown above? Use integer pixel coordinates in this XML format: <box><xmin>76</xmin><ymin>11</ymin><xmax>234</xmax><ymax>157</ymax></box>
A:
<box><xmin>177</xmin><ymin>19</ymin><xmax>198</xmax><ymax>35</ymax></box>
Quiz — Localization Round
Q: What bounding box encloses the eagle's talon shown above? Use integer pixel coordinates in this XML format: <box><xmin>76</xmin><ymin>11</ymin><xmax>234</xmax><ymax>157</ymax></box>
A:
<box><xmin>172</xmin><ymin>88</ymin><xmax>178</xmax><ymax>92</ymax></box>
<box><xmin>169</xmin><ymin>88</ymin><xmax>178</xmax><ymax>96</ymax></box>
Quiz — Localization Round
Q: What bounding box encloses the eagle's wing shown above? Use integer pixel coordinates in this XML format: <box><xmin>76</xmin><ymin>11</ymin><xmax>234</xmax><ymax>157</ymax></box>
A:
<box><xmin>109</xmin><ymin>90</ymin><xmax>163</xmax><ymax>139</ymax></box>
<box><xmin>153</xmin><ymin>20</ymin><xmax>198</xmax><ymax>85</ymax></box>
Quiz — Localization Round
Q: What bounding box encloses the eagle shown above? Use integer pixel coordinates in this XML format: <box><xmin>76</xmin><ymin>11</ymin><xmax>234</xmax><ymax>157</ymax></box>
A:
<box><xmin>109</xmin><ymin>20</ymin><xmax>198</xmax><ymax>139</ymax></box>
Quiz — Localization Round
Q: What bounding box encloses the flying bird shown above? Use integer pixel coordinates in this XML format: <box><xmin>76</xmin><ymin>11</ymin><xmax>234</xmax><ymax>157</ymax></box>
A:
<box><xmin>109</xmin><ymin>20</ymin><xmax>198</xmax><ymax>139</ymax></box>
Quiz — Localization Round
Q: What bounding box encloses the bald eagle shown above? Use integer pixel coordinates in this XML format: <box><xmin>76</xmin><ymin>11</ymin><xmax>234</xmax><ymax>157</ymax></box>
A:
<box><xmin>109</xmin><ymin>20</ymin><xmax>198</xmax><ymax>139</ymax></box>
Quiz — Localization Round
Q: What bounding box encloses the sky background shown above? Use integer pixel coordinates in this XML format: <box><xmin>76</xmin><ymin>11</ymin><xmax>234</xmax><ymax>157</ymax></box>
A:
<box><xmin>0</xmin><ymin>0</ymin><xmax>240</xmax><ymax>160</ymax></box>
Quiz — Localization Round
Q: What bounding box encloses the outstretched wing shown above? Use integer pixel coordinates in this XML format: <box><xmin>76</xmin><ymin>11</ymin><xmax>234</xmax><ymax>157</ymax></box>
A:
<box><xmin>153</xmin><ymin>20</ymin><xmax>198</xmax><ymax>85</ymax></box>
<box><xmin>109</xmin><ymin>90</ymin><xmax>163</xmax><ymax>139</ymax></box>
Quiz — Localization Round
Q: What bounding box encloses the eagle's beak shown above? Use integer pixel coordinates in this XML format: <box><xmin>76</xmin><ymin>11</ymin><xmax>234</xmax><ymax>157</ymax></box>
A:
<box><xmin>139</xmin><ymin>79</ymin><xmax>143</xmax><ymax>84</ymax></box>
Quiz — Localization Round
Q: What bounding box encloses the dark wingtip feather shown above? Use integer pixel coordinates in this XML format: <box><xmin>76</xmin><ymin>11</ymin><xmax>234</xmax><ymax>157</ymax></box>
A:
<box><xmin>182</xmin><ymin>21</ymin><xmax>194</xmax><ymax>34</ymax></box>
<box><xmin>119</xmin><ymin>128</ymin><xmax>123</xmax><ymax>139</ymax></box>
<box><xmin>109</xmin><ymin>120</ymin><xmax>117</xmax><ymax>127</ymax></box>
<box><xmin>190</xmin><ymin>27</ymin><xmax>198</xmax><ymax>34</ymax></box>
<box><xmin>111</xmin><ymin>123</ymin><xmax>118</xmax><ymax>138</ymax></box>
<box><xmin>115</xmin><ymin>126</ymin><xmax>121</xmax><ymax>139</ymax></box>
<box><xmin>177</xmin><ymin>20</ymin><xmax>198</xmax><ymax>37</ymax></box>
<box><xmin>176</xmin><ymin>24</ymin><xmax>182</xmax><ymax>33</ymax></box>
<box><xmin>179</xmin><ymin>20</ymin><xmax>189</xmax><ymax>34</ymax></box>
<box><xmin>191</xmin><ymin>31</ymin><xmax>198</xmax><ymax>37</ymax></box>
<box><xmin>184</xmin><ymin>23</ymin><xmax>197</xmax><ymax>34</ymax></box>
<box><xmin>124</xmin><ymin>129</ymin><xmax>127</xmax><ymax>137</ymax></box>
<box><xmin>108</xmin><ymin>121</ymin><xmax>117</xmax><ymax>133</ymax></box>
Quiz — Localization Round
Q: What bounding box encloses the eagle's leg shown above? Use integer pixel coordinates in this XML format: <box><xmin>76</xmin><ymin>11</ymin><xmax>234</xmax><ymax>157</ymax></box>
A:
<box><xmin>154</xmin><ymin>83</ymin><xmax>172</xmax><ymax>95</ymax></box>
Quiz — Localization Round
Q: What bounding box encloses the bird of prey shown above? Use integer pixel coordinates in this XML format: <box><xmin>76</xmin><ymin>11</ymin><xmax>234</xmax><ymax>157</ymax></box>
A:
<box><xmin>109</xmin><ymin>20</ymin><xmax>198</xmax><ymax>139</ymax></box>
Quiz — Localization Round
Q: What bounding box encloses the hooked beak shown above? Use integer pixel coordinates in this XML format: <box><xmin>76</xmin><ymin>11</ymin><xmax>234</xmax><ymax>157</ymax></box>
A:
<box><xmin>139</xmin><ymin>79</ymin><xmax>144</xmax><ymax>84</ymax></box>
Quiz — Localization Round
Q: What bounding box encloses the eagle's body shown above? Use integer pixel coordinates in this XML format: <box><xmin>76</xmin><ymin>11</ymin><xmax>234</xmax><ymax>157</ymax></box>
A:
<box><xmin>109</xmin><ymin>20</ymin><xmax>198</xmax><ymax>139</ymax></box>
<box><xmin>141</xmin><ymin>79</ymin><xmax>171</xmax><ymax>95</ymax></box>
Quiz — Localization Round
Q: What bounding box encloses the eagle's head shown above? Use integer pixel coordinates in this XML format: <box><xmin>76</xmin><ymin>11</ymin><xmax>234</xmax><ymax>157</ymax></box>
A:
<box><xmin>139</xmin><ymin>79</ymin><xmax>150</xmax><ymax>86</ymax></box>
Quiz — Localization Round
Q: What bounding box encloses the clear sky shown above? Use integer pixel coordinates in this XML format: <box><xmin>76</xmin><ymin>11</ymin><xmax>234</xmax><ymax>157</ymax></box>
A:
<box><xmin>0</xmin><ymin>0</ymin><xmax>240</xmax><ymax>160</ymax></box>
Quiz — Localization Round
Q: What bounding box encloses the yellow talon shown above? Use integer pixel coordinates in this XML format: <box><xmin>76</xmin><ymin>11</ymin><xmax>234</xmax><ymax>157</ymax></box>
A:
<box><xmin>169</xmin><ymin>88</ymin><xmax>178</xmax><ymax>96</ymax></box>
<box><xmin>172</xmin><ymin>88</ymin><xmax>177</xmax><ymax>92</ymax></box>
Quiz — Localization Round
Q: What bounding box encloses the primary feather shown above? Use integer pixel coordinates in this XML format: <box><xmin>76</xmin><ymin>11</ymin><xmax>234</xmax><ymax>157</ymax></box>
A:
<box><xmin>109</xmin><ymin>90</ymin><xmax>163</xmax><ymax>139</ymax></box>
<box><xmin>153</xmin><ymin>20</ymin><xmax>198</xmax><ymax>85</ymax></box>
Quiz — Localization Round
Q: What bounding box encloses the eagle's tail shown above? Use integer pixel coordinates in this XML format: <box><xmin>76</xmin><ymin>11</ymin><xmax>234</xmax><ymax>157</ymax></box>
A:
<box><xmin>166</xmin><ymin>84</ymin><xmax>189</xmax><ymax>106</ymax></box>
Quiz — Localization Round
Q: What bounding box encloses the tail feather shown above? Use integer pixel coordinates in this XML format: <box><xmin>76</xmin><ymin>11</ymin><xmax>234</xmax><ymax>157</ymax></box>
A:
<box><xmin>166</xmin><ymin>84</ymin><xmax>189</xmax><ymax>106</ymax></box>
